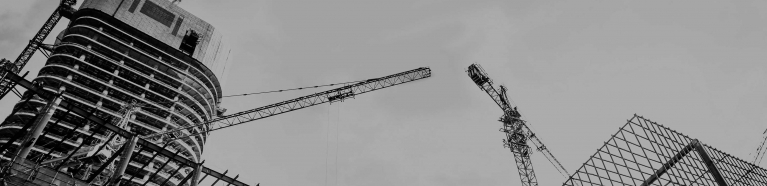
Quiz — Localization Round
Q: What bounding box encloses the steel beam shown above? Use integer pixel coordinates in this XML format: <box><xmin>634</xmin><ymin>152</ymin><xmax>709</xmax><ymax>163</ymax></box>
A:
<box><xmin>201</xmin><ymin>168</ymin><xmax>249</xmax><ymax>186</ymax></box>
<box><xmin>159</xmin><ymin>164</ymin><xmax>183</xmax><ymax>186</ymax></box>
<box><xmin>87</xmin><ymin>142</ymin><xmax>125</xmax><ymax>183</ymax></box>
<box><xmin>110</xmin><ymin>135</ymin><xmax>138</xmax><ymax>185</ymax></box>
<box><xmin>182</xmin><ymin>160</ymin><xmax>203</xmax><ymax>186</ymax></box>
<box><xmin>695</xmin><ymin>142</ymin><xmax>728</xmax><ymax>186</ymax></box>
<box><xmin>2</xmin><ymin>69</ymin><xmax>249</xmax><ymax>186</ymax></box>
<box><xmin>141</xmin><ymin>150</ymin><xmax>181</xmax><ymax>186</ymax></box>
<box><xmin>641</xmin><ymin>139</ymin><xmax>698</xmax><ymax>186</ymax></box>
<box><xmin>127</xmin><ymin>142</ymin><xmax>172</xmax><ymax>183</ymax></box>
<box><xmin>52</xmin><ymin>117</ymin><xmax>104</xmax><ymax>170</ymax></box>
<box><xmin>210</xmin><ymin>170</ymin><xmax>227</xmax><ymax>185</ymax></box>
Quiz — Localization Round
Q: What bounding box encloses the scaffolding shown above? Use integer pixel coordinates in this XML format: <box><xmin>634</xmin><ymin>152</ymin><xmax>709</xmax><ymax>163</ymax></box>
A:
<box><xmin>563</xmin><ymin>114</ymin><xmax>767</xmax><ymax>186</ymax></box>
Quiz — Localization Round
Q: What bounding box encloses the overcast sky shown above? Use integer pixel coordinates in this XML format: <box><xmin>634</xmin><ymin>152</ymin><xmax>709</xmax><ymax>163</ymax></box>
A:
<box><xmin>2</xmin><ymin>0</ymin><xmax>767</xmax><ymax>185</ymax></box>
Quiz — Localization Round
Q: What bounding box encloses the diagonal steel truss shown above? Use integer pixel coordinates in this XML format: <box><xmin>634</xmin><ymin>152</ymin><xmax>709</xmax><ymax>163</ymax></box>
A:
<box><xmin>563</xmin><ymin>114</ymin><xmax>767</xmax><ymax>186</ymax></box>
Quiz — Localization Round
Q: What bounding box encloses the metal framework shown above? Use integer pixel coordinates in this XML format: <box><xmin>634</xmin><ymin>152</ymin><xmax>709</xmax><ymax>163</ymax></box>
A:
<box><xmin>563</xmin><ymin>114</ymin><xmax>767</xmax><ymax>186</ymax></box>
<box><xmin>1</xmin><ymin>67</ymin><xmax>430</xmax><ymax>185</ymax></box>
<box><xmin>466</xmin><ymin>64</ymin><xmax>569</xmax><ymax>186</ymax></box>
<box><xmin>146</xmin><ymin>67</ymin><xmax>432</xmax><ymax>141</ymax></box>
<box><xmin>0</xmin><ymin>70</ymin><xmax>249</xmax><ymax>186</ymax></box>
<box><xmin>0</xmin><ymin>0</ymin><xmax>76</xmax><ymax>100</ymax></box>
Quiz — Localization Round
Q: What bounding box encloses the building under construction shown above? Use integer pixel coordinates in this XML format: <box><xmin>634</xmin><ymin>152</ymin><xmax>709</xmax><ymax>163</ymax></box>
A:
<box><xmin>1</xmin><ymin>1</ymin><xmax>762</xmax><ymax>186</ymax></box>
<box><xmin>0</xmin><ymin>0</ymin><xmax>236</xmax><ymax>185</ymax></box>
<box><xmin>0</xmin><ymin>1</ymin><xmax>432</xmax><ymax>185</ymax></box>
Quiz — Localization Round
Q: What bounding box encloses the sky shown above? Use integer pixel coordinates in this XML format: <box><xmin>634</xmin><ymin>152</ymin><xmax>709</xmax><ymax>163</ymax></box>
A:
<box><xmin>2</xmin><ymin>0</ymin><xmax>767</xmax><ymax>185</ymax></box>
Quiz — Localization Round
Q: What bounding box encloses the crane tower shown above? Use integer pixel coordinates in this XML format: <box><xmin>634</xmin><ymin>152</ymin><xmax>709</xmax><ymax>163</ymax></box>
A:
<box><xmin>467</xmin><ymin>64</ymin><xmax>568</xmax><ymax>186</ymax></box>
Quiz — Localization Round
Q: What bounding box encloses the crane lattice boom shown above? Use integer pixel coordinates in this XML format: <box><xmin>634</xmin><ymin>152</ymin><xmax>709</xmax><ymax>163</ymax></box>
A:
<box><xmin>0</xmin><ymin>0</ymin><xmax>76</xmax><ymax>100</ymax></box>
<box><xmin>467</xmin><ymin>64</ymin><xmax>569</xmax><ymax>186</ymax></box>
<box><xmin>145</xmin><ymin>67</ymin><xmax>432</xmax><ymax>141</ymax></box>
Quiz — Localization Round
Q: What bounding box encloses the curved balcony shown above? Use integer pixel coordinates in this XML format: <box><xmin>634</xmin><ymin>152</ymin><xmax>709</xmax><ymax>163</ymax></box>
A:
<box><xmin>49</xmin><ymin>47</ymin><xmax>209</xmax><ymax>148</ymax></box>
<box><xmin>52</xmin><ymin>41</ymin><xmax>211</xmax><ymax>123</ymax></box>
<box><xmin>72</xmin><ymin>16</ymin><xmax>222</xmax><ymax>103</ymax></box>
<box><xmin>65</xmin><ymin>23</ymin><xmax>217</xmax><ymax>119</ymax></box>
<box><xmin>40</xmin><ymin>59</ymin><xmax>207</xmax><ymax>143</ymax></box>
<box><xmin>32</xmin><ymin>74</ymin><xmax>202</xmax><ymax>161</ymax></box>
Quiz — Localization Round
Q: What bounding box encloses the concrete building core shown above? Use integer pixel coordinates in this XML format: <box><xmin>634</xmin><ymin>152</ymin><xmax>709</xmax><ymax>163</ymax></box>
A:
<box><xmin>0</xmin><ymin>0</ymin><xmax>232</xmax><ymax>185</ymax></box>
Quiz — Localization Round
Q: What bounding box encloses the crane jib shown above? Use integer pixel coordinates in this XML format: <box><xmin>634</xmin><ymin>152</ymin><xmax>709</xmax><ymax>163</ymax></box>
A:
<box><xmin>142</xmin><ymin>67</ymin><xmax>431</xmax><ymax>141</ymax></box>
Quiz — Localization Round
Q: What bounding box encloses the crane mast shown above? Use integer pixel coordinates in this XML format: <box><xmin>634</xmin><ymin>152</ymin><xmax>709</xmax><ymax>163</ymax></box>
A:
<box><xmin>467</xmin><ymin>64</ymin><xmax>568</xmax><ymax>186</ymax></box>
<box><xmin>0</xmin><ymin>0</ymin><xmax>76</xmax><ymax>100</ymax></box>
<box><xmin>143</xmin><ymin>67</ymin><xmax>431</xmax><ymax>142</ymax></box>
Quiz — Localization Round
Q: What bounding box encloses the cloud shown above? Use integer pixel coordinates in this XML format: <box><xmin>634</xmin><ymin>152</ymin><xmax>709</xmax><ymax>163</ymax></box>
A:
<box><xmin>0</xmin><ymin>0</ymin><xmax>51</xmax><ymax>56</ymax></box>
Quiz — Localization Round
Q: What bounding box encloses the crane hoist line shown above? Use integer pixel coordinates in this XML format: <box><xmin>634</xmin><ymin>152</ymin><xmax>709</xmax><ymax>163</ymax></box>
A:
<box><xmin>144</xmin><ymin>67</ymin><xmax>431</xmax><ymax>142</ymax></box>
<box><xmin>466</xmin><ymin>63</ymin><xmax>569</xmax><ymax>186</ymax></box>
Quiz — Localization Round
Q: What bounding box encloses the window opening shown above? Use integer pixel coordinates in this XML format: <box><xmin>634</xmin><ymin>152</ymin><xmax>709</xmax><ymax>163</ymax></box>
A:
<box><xmin>180</xmin><ymin>30</ymin><xmax>199</xmax><ymax>55</ymax></box>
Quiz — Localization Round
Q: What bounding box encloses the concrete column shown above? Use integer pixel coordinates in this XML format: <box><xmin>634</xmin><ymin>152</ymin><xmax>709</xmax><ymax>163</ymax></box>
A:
<box><xmin>109</xmin><ymin>135</ymin><xmax>138</xmax><ymax>185</ymax></box>
<box><xmin>142</xmin><ymin>171</ymin><xmax>151</xmax><ymax>182</ymax></box>
<box><xmin>14</xmin><ymin>94</ymin><xmax>62</xmax><ymax>165</ymax></box>
<box><xmin>190</xmin><ymin>162</ymin><xmax>203</xmax><ymax>186</ymax></box>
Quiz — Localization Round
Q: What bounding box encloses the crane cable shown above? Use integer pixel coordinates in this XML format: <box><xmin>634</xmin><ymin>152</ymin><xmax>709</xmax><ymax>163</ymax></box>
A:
<box><xmin>323</xmin><ymin>103</ymin><xmax>341</xmax><ymax>186</ymax></box>
<box><xmin>506</xmin><ymin>88</ymin><xmax>571</xmax><ymax>179</ymax></box>
<box><xmin>325</xmin><ymin>104</ymin><xmax>330</xmax><ymax>186</ymax></box>
<box><xmin>336</xmin><ymin>103</ymin><xmax>340</xmax><ymax>186</ymax></box>
<box><xmin>222</xmin><ymin>80</ymin><xmax>368</xmax><ymax>98</ymax></box>
<box><xmin>753</xmin><ymin>129</ymin><xmax>767</xmax><ymax>165</ymax></box>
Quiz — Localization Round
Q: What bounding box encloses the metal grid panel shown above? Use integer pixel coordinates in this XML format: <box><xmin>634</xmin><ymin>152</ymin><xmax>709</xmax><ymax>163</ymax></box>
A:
<box><xmin>563</xmin><ymin>114</ymin><xmax>767</xmax><ymax>186</ymax></box>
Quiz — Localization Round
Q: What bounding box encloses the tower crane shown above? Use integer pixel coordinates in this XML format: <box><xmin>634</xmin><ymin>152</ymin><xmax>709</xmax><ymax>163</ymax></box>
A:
<box><xmin>0</xmin><ymin>0</ymin><xmax>77</xmax><ymax>100</ymax></box>
<box><xmin>466</xmin><ymin>64</ymin><xmax>568</xmax><ymax>186</ymax></box>
<box><xmin>146</xmin><ymin>67</ymin><xmax>431</xmax><ymax>143</ymax></box>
